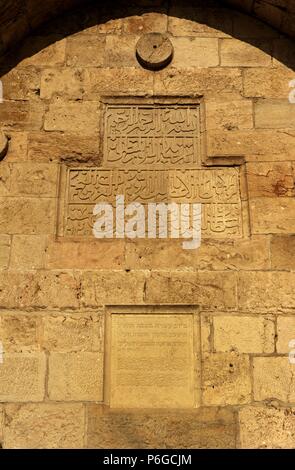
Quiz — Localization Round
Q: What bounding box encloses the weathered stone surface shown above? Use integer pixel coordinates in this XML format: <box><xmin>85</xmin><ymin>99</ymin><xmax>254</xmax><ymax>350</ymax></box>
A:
<box><xmin>0</xmin><ymin>313</ymin><xmax>41</xmax><ymax>352</ymax></box>
<box><xmin>10</xmin><ymin>235</ymin><xmax>46</xmax><ymax>270</ymax></box>
<box><xmin>81</xmin><ymin>271</ymin><xmax>146</xmax><ymax>306</ymax></box>
<box><xmin>171</xmin><ymin>37</ymin><xmax>218</xmax><ymax>67</ymax></box>
<box><xmin>0</xmin><ymin>101</ymin><xmax>44</xmax><ymax>131</ymax></box>
<box><xmin>125</xmin><ymin>237</ymin><xmax>270</xmax><ymax>271</ymax></box>
<box><xmin>0</xmin><ymin>234</ymin><xmax>10</xmax><ymax>269</ymax></box>
<box><xmin>123</xmin><ymin>12</ymin><xmax>167</xmax><ymax>34</ymax></box>
<box><xmin>0</xmin><ymin>197</ymin><xmax>55</xmax><ymax>235</ymax></box>
<box><xmin>213</xmin><ymin>315</ymin><xmax>275</xmax><ymax>353</ymax></box>
<box><xmin>250</xmin><ymin>198</ymin><xmax>295</xmax><ymax>234</ymax></box>
<box><xmin>46</xmin><ymin>240</ymin><xmax>125</xmax><ymax>269</ymax></box>
<box><xmin>207</xmin><ymin>129</ymin><xmax>295</xmax><ymax>160</ymax></box>
<box><xmin>243</xmin><ymin>67</ymin><xmax>294</xmax><ymax>98</ymax></box>
<box><xmin>9</xmin><ymin>163</ymin><xmax>59</xmax><ymax>196</ymax></box>
<box><xmin>202</xmin><ymin>352</ymin><xmax>251</xmax><ymax>405</ymax></box>
<box><xmin>44</xmin><ymin>102</ymin><xmax>100</xmax><ymax>133</ymax></box>
<box><xmin>0</xmin><ymin>272</ymin><xmax>80</xmax><ymax>309</ymax></box>
<box><xmin>106</xmin><ymin>35</ymin><xmax>139</xmax><ymax>68</ymax></box>
<box><xmin>66</xmin><ymin>35</ymin><xmax>105</xmax><ymax>66</ymax></box>
<box><xmin>220</xmin><ymin>39</ymin><xmax>272</xmax><ymax>66</ymax></box>
<box><xmin>238</xmin><ymin>272</ymin><xmax>295</xmax><ymax>312</ymax></box>
<box><xmin>277</xmin><ymin>316</ymin><xmax>295</xmax><ymax>353</ymax></box>
<box><xmin>15</xmin><ymin>36</ymin><xmax>66</xmax><ymax>67</ymax></box>
<box><xmin>40</xmin><ymin>68</ymin><xmax>85</xmax><ymax>100</ymax></box>
<box><xmin>146</xmin><ymin>271</ymin><xmax>237</xmax><ymax>309</ymax></box>
<box><xmin>154</xmin><ymin>68</ymin><xmax>243</xmax><ymax>98</ymax></box>
<box><xmin>48</xmin><ymin>352</ymin><xmax>103</xmax><ymax>401</ymax></box>
<box><xmin>0</xmin><ymin>353</ymin><xmax>45</xmax><ymax>402</ymax></box>
<box><xmin>42</xmin><ymin>312</ymin><xmax>103</xmax><ymax>352</ymax></box>
<box><xmin>0</xmin><ymin>68</ymin><xmax>40</xmax><ymax>100</ymax></box>
<box><xmin>4</xmin><ymin>404</ymin><xmax>85</xmax><ymax>449</ymax></box>
<box><xmin>246</xmin><ymin>162</ymin><xmax>294</xmax><ymax>198</ymax></box>
<box><xmin>27</xmin><ymin>131</ymin><xmax>100</xmax><ymax>163</ymax></box>
<box><xmin>84</xmin><ymin>67</ymin><xmax>154</xmax><ymax>97</ymax></box>
<box><xmin>87</xmin><ymin>405</ymin><xmax>236</xmax><ymax>449</ymax></box>
<box><xmin>253</xmin><ymin>357</ymin><xmax>295</xmax><ymax>402</ymax></box>
<box><xmin>239</xmin><ymin>406</ymin><xmax>295</xmax><ymax>449</ymax></box>
<box><xmin>271</xmin><ymin>236</ymin><xmax>295</xmax><ymax>270</ymax></box>
<box><xmin>255</xmin><ymin>100</ymin><xmax>295</xmax><ymax>129</ymax></box>
<box><xmin>206</xmin><ymin>99</ymin><xmax>253</xmax><ymax>131</ymax></box>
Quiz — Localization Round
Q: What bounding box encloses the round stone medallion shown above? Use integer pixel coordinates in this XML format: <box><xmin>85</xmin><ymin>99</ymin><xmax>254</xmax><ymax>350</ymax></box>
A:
<box><xmin>136</xmin><ymin>33</ymin><xmax>173</xmax><ymax>70</ymax></box>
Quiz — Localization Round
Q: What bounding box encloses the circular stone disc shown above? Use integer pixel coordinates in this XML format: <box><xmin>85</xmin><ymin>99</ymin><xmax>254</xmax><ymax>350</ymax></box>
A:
<box><xmin>0</xmin><ymin>131</ymin><xmax>8</xmax><ymax>161</ymax></box>
<box><xmin>136</xmin><ymin>33</ymin><xmax>173</xmax><ymax>70</ymax></box>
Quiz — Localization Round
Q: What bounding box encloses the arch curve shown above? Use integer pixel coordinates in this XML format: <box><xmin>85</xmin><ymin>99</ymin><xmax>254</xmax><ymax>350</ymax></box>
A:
<box><xmin>0</xmin><ymin>0</ymin><xmax>293</xmax><ymax>57</ymax></box>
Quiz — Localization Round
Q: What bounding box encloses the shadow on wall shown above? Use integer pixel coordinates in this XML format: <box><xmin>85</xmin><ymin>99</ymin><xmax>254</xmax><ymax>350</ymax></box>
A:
<box><xmin>0</xmin><ymin>0</ymin><xmax>294</xmax><ymax>75</ymax></box>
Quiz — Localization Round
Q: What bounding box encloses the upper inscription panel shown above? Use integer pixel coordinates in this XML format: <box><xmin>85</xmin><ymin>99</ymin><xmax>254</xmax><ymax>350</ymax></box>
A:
<box><xmin>103</xmin><ymin>104</ymin><xmax>201</xmax><ymax>166</ymax></box>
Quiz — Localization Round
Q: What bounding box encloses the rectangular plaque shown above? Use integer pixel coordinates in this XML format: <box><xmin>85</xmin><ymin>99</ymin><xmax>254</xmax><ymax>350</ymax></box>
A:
<box><xmin>108</xmin><ymin>313</ymin><xmax>195</xmax><ymax>408</ymax></box>
<box><xmin>60</xmin><ymin>167</ymin><xmax>242</xmax><ymax>238</ymax></box>
<box><xmin>103</xmin><ymin>104</ymin><xmax>201</xmax><ymax>166</ymax></box>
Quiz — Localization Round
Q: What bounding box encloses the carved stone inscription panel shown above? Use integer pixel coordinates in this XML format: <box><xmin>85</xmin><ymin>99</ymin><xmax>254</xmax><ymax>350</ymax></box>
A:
<box><xmin>62</xmin><ymin>167</ymin><xmax>242</xmax><ymax>238</ymax></box>
<box><xmin>104</xmin><ymin>104</ymin><xmax>200</xmax><ymax>166</ymax></box>
<box><xmin>109</xmin><ymin>314</ymin><xmax>195</xmax><ymax>408</ymax></box>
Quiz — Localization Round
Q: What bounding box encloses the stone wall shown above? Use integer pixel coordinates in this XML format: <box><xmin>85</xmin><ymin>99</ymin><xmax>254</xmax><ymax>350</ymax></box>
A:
<box><xmin>0</xmin><ymin>0</ymin><xmax>295</xmax><ymax>449</ymax></box>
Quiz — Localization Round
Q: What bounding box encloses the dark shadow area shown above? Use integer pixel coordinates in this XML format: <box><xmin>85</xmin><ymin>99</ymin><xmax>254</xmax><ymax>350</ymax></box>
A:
<box><xmin>0</xmin><ymin>0</ymin><xmax>294</xmax><ymax>75</ymax></box>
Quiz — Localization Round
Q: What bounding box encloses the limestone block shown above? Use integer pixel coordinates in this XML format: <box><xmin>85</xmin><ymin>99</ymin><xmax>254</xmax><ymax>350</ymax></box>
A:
<box><xmin>238</xmin><ymin>272</ymin><xmax>295</xmax><ymax>312</ymax></box>
<box><xmin>154</xmin><ymin>68</ymin><xmax>243</xmax><ymax>98</ymax></box>
<box><xmin>271</xmin><ymin>236</ymin><xmax>295</xmax><ymax>270</ymax></box>
<box><xmin>277</xmin><ymin>316</ymin><xmax>295</xmax><ymax>353</ymax></box>
<box><xmin>1</xmin><ymin>131</ymin><xmax>27</xmax><ymax>163</ymax></box>
<box><xmin>243</xmin><ymin>68</ymin><xmax>294</xmax><ymax>98</ymax></box>
<box><xmin>84</xmin><ymin>67</ymin><xmax>154</xmax><ymax>98</ymax></box>
<box><xmin>0</xmin><ymin>312</ymin><xmax>41</xmax><ymax>352</ymax></box>
<box><xmin>146</xmin><ymin>271</ymin><xmax>237</xmax><ymax>309</ymax></box>
<box><xmin>123</xmin><ymin>12</ymin><xmax>167</xmax><ymax>34</ymax></box>
<box><xmin>253</xmin><ymin>357</ymin><xmax>295</xmax><ymax>402</ymax></box>
<box><xmin>44</xmin><ymin>102</ymin><xmax>100</xmax><ymax>133</ymax></box>
<box><xmin>220</xmin><ymin>39</ymin><xmax>272</xmax><ymax>66</ymax></box>
<box><xmin>0</xmin><ymin>68</ymin><xmax>40</xmax><ymax>100</ymax></box>
<box><xmin>0</xmin><ymin>353</ymin><xmax>45</xmax><ymax>402</ymax></box>
<box><xmin>255</xmin><ymin>100</ymin><xmax>295</xmax><ymax>128</ymax></box>
<box><xmin>4</xmin><ymin>404</ymin><xmax>84</xmax><ymax>448</ymax></box>
<box><xmin>16</xmin><ymin>36</ymin><xmax>66</xmax><ymax>67</ymax></box>
<box><xmin>40</xmin><ymin>68</ymin><xmax>85</xmax><ymax>100</ymax></box>
<box><xmin>10</xmin><ymin>235</ymin><xmax>46</xmax><ymax>270</ymax></box>
<box><xmin>46</xmin><ymin>240</ymin><xmax>125</xmax><ymax>270</ymax></box>
<box><xmin>213</xmin><ymin>315</ymin><xmax>275</xmax><ymax>353</ymax></box>
<box><xmin>246</xmin><ymin>162</ymin><xmax>294</xmax><ymax>198</ymax></box>
<box><xmin>202</xmin><ymin>352</ymin><xmax>251</xmax><ymax>405</ymax></box>
<box><xmin>0</xmin><ymin>131</ymin><xmax>9</xmax><ymax>161</ymax></box>
<box><xmin>106</xmin><ymin>35</ymin><xmax>139</xmax><ymax>68</ymax></box>
<box><xmin>206</xmin><ymin>99</ymin><xmax>253</xmax><ymax>130</ymax></box>
<box><xmin>42</xmin><ymin>312</ymin><xmax>103</xmax><ymax>352</ymax></box>
<box><xmin>125</xmin><ymin>237</ymin><xmax>270</xmax><ymax>271</ymax></box>
<box><xmin>81</xmin><ymin>271</ymin><xmax>146</xmax><ymax>306</ymax></box>
<box><xmin>0</xmin><ymin>271</ymin><xmax>80</xmax><ymax>309</ymax></box>
<box><xmin>250</xmin><ymin>198</ymin><xmax>295</xmax><ymax>234</ymax></box>
<box><xmin>0</xmin><ymin>101</ymin><xmax>44</xmax><ymax>131</ymax></box>
<box><xmin>172</xmin><ymin>37</ymin><xmax>219</xmax><ymax>67</ymax></box>
<box><xmin>48</xmin><ymin>352</ymin><xmax>103</xmax><ymax>401</ymax></box>
<box><xmin>66</xmin><ymin>35</ymin><xmax>106</xmax><ymax>66</ymax></box>
<box><xmin>0</xmin><ymin>197</ymin><xmax>55</xmax><ymax>235</ymax></box>
<box><xmin>27</xmin><ymin>131</ymin><xmax>100</xmax><ymax>163</ymax></box>
<box><xmin>239</xmin><ymin>406</ymin><xmax>295</xmax><ymax>449</ymax></box>
<box><xmin>0</xmin><ymin>235</ymin><xmax>10</xmax><ymax>269</ymax></box>
<box><xmin>10</xmin><ymin>163</ymin><xmax>59</xmax><ymax>197</ymax></box>
<box><xmin>86</xmin><ymin>405</ymin><xmax>236</xmax><ymax>449</ymax></box>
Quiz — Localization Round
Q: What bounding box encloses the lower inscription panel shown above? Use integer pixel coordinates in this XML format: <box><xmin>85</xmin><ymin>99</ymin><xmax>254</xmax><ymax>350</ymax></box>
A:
<box><xmin>109</xmin><ymin>314</ymin><xmax>195</xmax><ymax>408</ymax></box>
